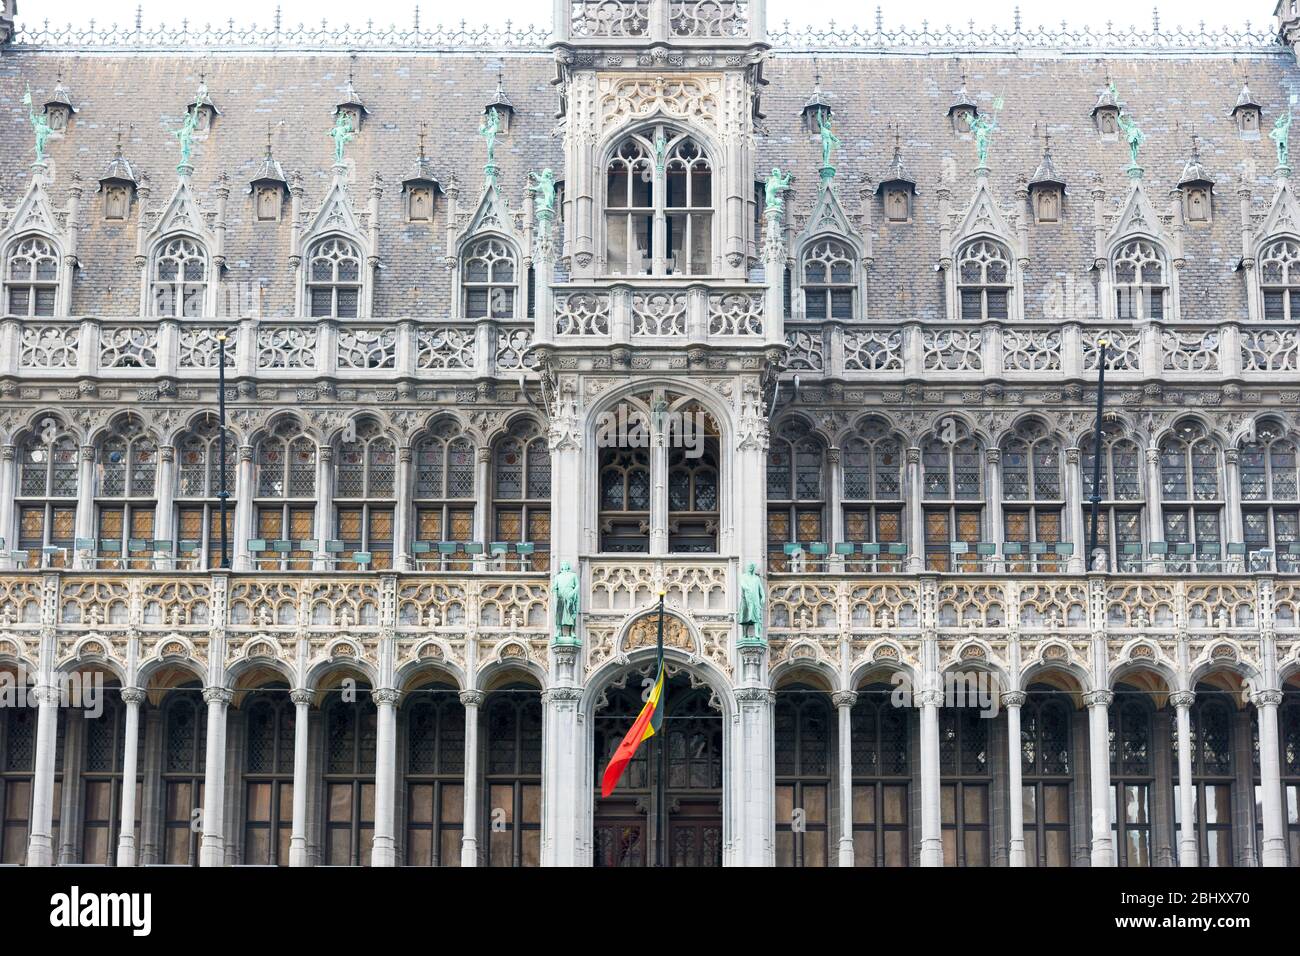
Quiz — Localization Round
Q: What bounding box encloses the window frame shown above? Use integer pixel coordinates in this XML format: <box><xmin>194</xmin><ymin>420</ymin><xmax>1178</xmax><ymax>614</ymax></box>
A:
<box><xmin>305</xmin><ymin>235</ymin><xmax>364</xmax><ymax>319</ymax></box>
<box><xmin>3</xmin><ymin>234</ymin><xmax>60</xmax><ymax>317</ymax></box>
<box><xmin>149</xmin><ymin>235</ymin><xmax>210</xmax><ymax>318</ymax></box>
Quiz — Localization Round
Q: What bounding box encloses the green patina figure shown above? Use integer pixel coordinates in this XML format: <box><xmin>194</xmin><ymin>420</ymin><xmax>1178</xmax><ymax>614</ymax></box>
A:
<box><xmin>327</xmin><ymin>111</ymin><xmax>355</xmax><ymax>165</ymax></box>
<box><xmin>764</xmin><ymin>167</ymin><xmax>792</xmax><ymax>213</ymax></box>
<box><xmin>817</xmin><ymin>109</ymin><xmax>841</xmax><ymax>170</ymax></box>
<box><xmin>965</xmin><ymin>96</ymin><xmax>1002</xmax><ymax>168</ymax></box>
<box><xmin>737</xmin><ymin>562</ymin><xmax>766</xmax><ymax>641</ymax></box>
<box><xmin>1111</xmin><ymin>83</ymin><xmax>1146</xmax><ymax>170</ymax></box>
<box><xmin>172</xmin><ymin>95</ymin><xmax>202</xmax><ymax>170</ymax></box>
<box><xmin>23</xmin><ymin>85</ymin><xmax>52</xmax><ymax>164</ymax></box>
<box><xmin>527</xmin><ymin>168</ymin><xmax>557</xmax><ymax>219</ymax></box>
<box><xmin>480</xmin><ymin>107</ymin><xmax>501</xmax><ymax>168</ymax></box>
<box><xmin>653</xmin><ymin>131</ymin><xmax>669</xmax><ymax>172</ymax></box>
<box><xmin>1272</xmin><ymin>108</ymin><xmax>1292</xmax><ymax>170</ymax></box>
<box><xmin>552</xmin><ymin>561</ymin><xmax>580</xmax><ymax>644</ymax></box>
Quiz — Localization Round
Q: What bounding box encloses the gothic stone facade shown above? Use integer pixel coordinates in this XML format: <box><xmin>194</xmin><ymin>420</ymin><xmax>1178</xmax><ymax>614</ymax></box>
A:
<box><xmin>1</xmin><ymin>2</ymin><xmax>1300</xmax><ymax>868</ymax></box>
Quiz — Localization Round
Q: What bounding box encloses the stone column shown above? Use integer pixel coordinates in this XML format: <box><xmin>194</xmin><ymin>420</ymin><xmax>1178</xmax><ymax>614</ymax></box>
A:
<box><xmin>918</xmin><ymin>687</ymin><xmax>943</xmax><ymax>866</ymax></box>
<box><xmin>288</xmin><ymin>688</ymin><xmax>312</xmax><ymax>867</ymax></box>
<box><xmin>74</xmin><ymin>444</ymin><xmax>96</xmax><ymax>569</ymax></box>
<box><xmin>154</xmin><ymin>444</ymin><xmax>176</xmax><ymax>568</ymax></box>
<box><xmin>394</xmin><ymin>446</ymin><xmax>413</xmax><ymax>570</ymax></box>
<box><xmin>1084</xmin><ymin>689</ymin><xmax>1115</xmax><ymax>866</ymax></box>
<box><xmin>826</xmin><ymin>448</ymin><xmax>844</xmax><ymax>566</ymax></box>
<box><xmin>232</xmin><ymin>444</ymin><xmax>254</xmax><ymax>571</ymax></box>
<box><xmin>460</xmin><ymin>689</ymin><xmax>484</xmax><ymax>867</ymax></box>
<box><xmin>1065</xmin><ymin>447</ymin><xmax>1086</xmax><ymax>572</ymax></box>
<box><xmin>371</xmin><ymin>688</ymin><xmax>399</xmax><ymax>867</ymax></box>
<box><xmin>985</xmin><ymin>448</ymin><xmax>1003</xmax><ymax>569</ymax></box>
<box><xmin>115</xmin><ymin>686</ymin><xmax>146</xmax><ymax>866</ymax></box>
<box><xmin>1223</xmin><ymin>449</ymin><xmax>1244</xmax><ymax>564</ymax></box>
<box><xmin>542</xmin><ymin>641</ymin><xmax>583</xmax><ymax>866</ymax></box>
<box><xmin>199</xmin><ymin>686</ymin><xmax>232</xmax><ymax>867</ymax></box>
<box><xmin>313</xmin><ymin>446</ymin><xmax>334</xmax><ymax>570</ymax></box>
<box><xmin>736</xmin><ymin>685</ymin><xmax>774</xmax><ymax>866</ymax></box>
<box><xmin>1003</xmin><ymin>690</ymin><xmax>1027</xmax><ymax>866</ymax></box>
<box><xmin>833</xmin><ymin>690</ymin><xmax>856</xmax><ymax>867</ymax></box>
<box><xmin>906</xmin><ymin>447</ymin><xmax>925</xmax><ymax>572</ymax></box>
<box><xmin>25</xmin><ymin>683</ymin><xmax>60</xmax><ymax>866</ymax></box>
<box><xmin>650</xmin><ymin>426</ymin><xmax>668</xmax><ymax>555</ymax></box>
<box><xmin>472</xmin><ymin>446</ymin><xmax>491</xmax><ymax>551</ymax></box>
<box><xmin>1171</xmin><ymin>689</ymin><xmax>1199</xmax><ymax>867</ymax></box>
<box><xmin>1144</xmin><ymin>446</ymin><xmax>1164</xmax><ymax>570</ymax></box>
<box><xmin>1256</xmin><ymin>688</ymin><xmax>1288</xmax><ymax>866</ymax></box>
<box><xmin>0</xmin><ymin>444</ymin><xmax>16</xmax><ymax>570</ymax></box>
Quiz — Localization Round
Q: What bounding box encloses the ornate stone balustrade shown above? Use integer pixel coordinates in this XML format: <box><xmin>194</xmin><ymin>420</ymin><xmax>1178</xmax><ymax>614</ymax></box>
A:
<box><xmin>549</xmin><ymin>280</ymin><xmax>768</xmax><ymax>344</ymax></box>
<box><xmin>1</xmin><ymin>317</ymin><xmax>535</xmax><ymax>381</ymax></box>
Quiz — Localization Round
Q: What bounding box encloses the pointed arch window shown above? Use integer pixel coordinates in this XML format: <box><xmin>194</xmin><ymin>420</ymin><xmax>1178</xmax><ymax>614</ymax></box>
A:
<box><xmin>956</xmin><ymin>239</ymin><xmax>1011</xmax><ymax>320</ymax></box>
<box><xmin>493</xmin><ymin>420</ymin><xmax>551</xmax><ymax>571</ymax></box>
<box><xmin>404</xmin><ymin>684</ymin><xmax>465</xmax><ymax>867</ymax></box>
<box><xmin>414</xmin><ymin>421</ymin><xmax>475</xmax><ymax>566</ymax></box>
<box><xmin>1261</xmin><ymin>238</ymin><xmax>1300</xmax><ymax>321</ymax></box>
<box><xmin>1241</xmin><ymin>421</ymin><xmax>1300</xmax><ymax>572</ymax></box>
<box><xmin>176</xmin><ymin>416</ymin><xmax>235</xmax><ymax>569</ymax></box>
<box><xmin>801</xmin><ymin>238</ymin><xmax>856</xmax><ymax>320</ymax></box>
<box><xmin>160</xmin><ymin>688</ymin><xmax>206</xmax><ymax>866</ymax></box>
<box><xmin>95</xmin><ymin>419</ymin><xmax>158</xmax><ymax>570</ymax></box>
<box><xmin>254</xmin><ymin>419</ymin><xmax>317</xmax><ymax>569</ymax></box>
<box><xmin>842</xmin><ymin>418</ymin><xmax>904</xmax><ymax>571</ymax></box>
<box><xmin>1020</xmin><ymin>690</ymin><xmax>1073</xmax><ymax>867</ymax></box>
<box><xmin>1109</xmin><ymin>691</ymin><xmax>1153</xmax><ymax>867</ymax></box>
<box><xmin>323</xmin><ymin>687</ymin><xmax>377</xmax><ymax>867</ymax></box>
<box><xmin>1159</xmin><ymin>420</ymin><xmax>1222</xmax><ymax>572</ymax></box>
<box><xmin>307</xmin><ymin>237</ymin><xmax>362</xmax><ymax>318</ymax></box>
<box><xmin>15</xmin><ymin>420</ymin><xmax>77</xmax><ymax>568</ymax></box>
<box><xmin>851</xmin><ymin>686</ymin><xmax>910</xmax><ymax>866</ymax></box>
<box><xmin>335</xmin><ymin>419</ymin><xmax>396</xmax><ymax>570</ymax></box>
<box><xmin>1001</xmin><ymin>421</ymin><xmax>1064</xmax><ymax>572</ymax></box>
<box><xmin>4</xmin><ymin>236</ymin><xmax>58</xmax><ymax>317</ymax></box>
<box><xmin>242</xmin><ymin>689</ymin><xmax>295</xmax><ymax>866</ymax></box>
<box><xmin>940</xmin><ymin>707</ymin><xmax>990</xmax><ymax>866</ymax></box>
<box><xmin>1173</xmin><ymin>690</ymin><xmax>1235</xmax><ymax>867</ymax></box>
<box><xmin>668</xmin><ymin>406</ymin><xmax>719</xmax><ymax>554</ymax></box>
<box><xmin>151</xmin><ymin>237</ymin><xmax>209</xmax><ymax>317</ymax></box>
<box><xmin>767</xmin><ymin>419</ymin><xmax>825</xmax><ymax>570</ymax></box>
<box><xmin>80</xmin><ymin>689</ymin><xmax>144</xmax><ymax>864</ymax></box>
<box><xmin>462</xmin><ymin>238</ymin><xmax>517</xmax><ymax>318</ymax></box>
<box><xmin>484</xmin><ymin>686</ymin><xmax>543</xmax><ymax>867</ymax></box>
<box><xmin>922</xmin><ymin>422</ymin><xmax>983</xmax><ymax>572</ymax></box>
<box><xmin>774</xmin><ymin>688</ymin><xmax>832</xmax><ymax>867</ymax></box>
<box><xmin>1113</xmin><ymin>239</ymin><xmax>1167</xmax><ymax>320</ymax></box>
<box><xmin>605</xmin><ymin>127</ymin><xmax>713</xmax><ymax>276</ymax></box>
<box><xmin>1082</xmin><ymin>424</ymin><xmax>1144</xmax><ymax>572</ymax></box>
<box><xmin>599</xmin><ymin>444</ymin><xmax>651</xmax><ymax>554</ymax></box>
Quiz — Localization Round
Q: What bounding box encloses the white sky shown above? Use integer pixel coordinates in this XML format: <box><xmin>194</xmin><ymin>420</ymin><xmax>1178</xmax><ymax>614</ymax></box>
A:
<box><xmin>14</xmin><ymin>0</ymin><xmax>1271</xmax><ymax>32</ymax></box>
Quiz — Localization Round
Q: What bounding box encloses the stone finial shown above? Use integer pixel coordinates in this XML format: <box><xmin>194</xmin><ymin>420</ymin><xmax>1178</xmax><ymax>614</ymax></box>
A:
<box><xmin>800</xmin><ymin>69</ymin><xmax>833</xmax><ymax>132</ymax></box>
<box><xmin>483</xmin><ymin>72</ymin><xmax>515</xmax><ymax>133</ymax></box>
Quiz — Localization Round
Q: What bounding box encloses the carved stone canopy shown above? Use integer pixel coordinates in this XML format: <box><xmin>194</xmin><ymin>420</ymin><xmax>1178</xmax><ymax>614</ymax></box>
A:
<box><xmin>624</xmin><ymin>611</ymin><xmax>694</xmax><ymax>654</ymax></box>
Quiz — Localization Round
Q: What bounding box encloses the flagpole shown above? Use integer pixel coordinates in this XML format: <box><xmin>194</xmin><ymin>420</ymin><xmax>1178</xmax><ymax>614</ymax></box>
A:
<box><xmin>655</xmin><ymin>589</ymin><xmax>665</xmax><ymax>868</ymax></box>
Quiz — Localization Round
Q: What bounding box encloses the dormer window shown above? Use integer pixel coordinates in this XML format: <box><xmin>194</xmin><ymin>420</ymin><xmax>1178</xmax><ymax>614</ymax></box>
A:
<box><xmin>1113</xmin><ymin>239</ymin><xmax>1167</xmax><ymax>321</ymax></box>
<box><xmin>957</xmin><ymin>239</ymin><xmax>1012</xmax><ymax>320</ymax></box>
<box><xmin>462</xmin><ymin>237</ymin><xmax>517</xmax><ymax>318</ymax></box>
<box><xmin>5</xmin><ymin>236</ymin><xmax>59</xmax><ymax>317</ymax></box>
<box><xmin>307</xmin><ymin>237</ymin><xmax>362</xmax><ymax>318</ymax></box>
<box><xmin>1261</xmin><ymin>239</ymin><xmax>1300</xmax><ymax>321</ymax></box>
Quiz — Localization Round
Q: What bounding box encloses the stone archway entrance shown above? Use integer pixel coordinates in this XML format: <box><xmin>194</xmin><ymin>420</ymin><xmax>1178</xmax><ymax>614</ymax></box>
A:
<box><xmin>592</xmin><ymin>667</ymin><xmax>723</xmax><ymax>867</ymax></box>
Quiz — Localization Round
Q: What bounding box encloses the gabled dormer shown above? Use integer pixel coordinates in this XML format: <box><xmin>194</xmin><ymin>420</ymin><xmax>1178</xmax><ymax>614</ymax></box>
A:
<box><xmin>945</xmin><ymin>173</ymin><xmax>1023</xmax><ymax>322</ymax></box>
<box><xmin>791</xmin><ymin>177</ymin><xmax>868</xmax><ymax>322</ymax></box>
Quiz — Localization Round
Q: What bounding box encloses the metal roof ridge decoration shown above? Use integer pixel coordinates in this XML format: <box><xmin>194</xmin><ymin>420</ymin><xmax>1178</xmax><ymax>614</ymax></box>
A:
<box><xmin>7</xmin><ymin>6</ymin><xmax>1285</xmax><ymax>53</ymax></box>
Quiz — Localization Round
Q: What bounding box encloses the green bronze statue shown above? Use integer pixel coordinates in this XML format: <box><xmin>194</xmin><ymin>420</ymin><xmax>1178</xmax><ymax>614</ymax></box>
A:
<box><xmin>552</xmin><ymin>561</ymin><xmax>580</xmax><ymax>644</ymax></box>
<box><xmin>1110</xmin><ymin>83</ymin><xmax>1146</xmax><ymax>171</ymax></box>
<box><xmin>22</xmin><ymin>85</ymin><xmax>52</xmax><ymax>164</ymax></box>
<box><xmin>480</xmin><ymin>107</ymin><xmax>501</xmax><ymax>168</ymax></box>
<box><xmin>172</xmin><ymin>94</ymin><xmax>203</xmax><ymax>170</ymax></box>
<box><xmin>817</xmin><ymin>109</ymin><xmax>841</xmax><ymax>170</ymax></box>
<box><xmin>965</xmin><ymin>96</ymin><xmax>1002</xmax><ymax>168</ymax></box>
<box><xmin>764</xmin><ymin>167</ymin><xmax>792</xmax><ymax>214</ymax></box>
<box><xmin>653</xmin><ymin>131</ymin><xmax>669</xmax><ymax>173</ymax></box>
<box><xmin>527</xmin><ymin>168</ymin><xmax>557</xmax><ymax>219</ymax></box>
<box><xmin>737</xmin><ymin>562</ymin><xmax>766</xmax><ymax>641</ymax></box>
<box><xmin>1272</xmin><ymin>108</ymin><xmax>1292</xmax><ymax>170</ymax></box>
<box><xmin>327</xmin><ymin>111</ymin><xmax>355</xmax><ymax>165</ymax></box>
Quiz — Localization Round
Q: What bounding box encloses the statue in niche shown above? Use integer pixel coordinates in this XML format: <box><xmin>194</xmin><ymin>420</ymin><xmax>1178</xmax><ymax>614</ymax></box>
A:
<box><xmin>737</xmin><ymin>563</ymin><xmax>766</xmax><ymax>641</ymax></box>
<box><xmin>552</xmin><ymin>561</ymin><xmax>580</xmax><ymax>644</ymax></box>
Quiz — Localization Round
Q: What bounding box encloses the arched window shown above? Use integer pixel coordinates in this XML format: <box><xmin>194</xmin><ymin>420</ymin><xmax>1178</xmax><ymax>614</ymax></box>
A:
<box><xmin>767</xmin><ymin>419</ymin><xmax>825</xmax><ymax>570</ymax></box>
<box><xmin>4</xmin><ymin>236</ymin><xmax>58</xmax><ymax>316</ymax></box>
<box><xmin>1113</xmin><ymin>238</ymin><xmax>1167</xmax><ymax>321</ymax></box>
<box><xmin>151</xmin><ymin>236</ymin><xmax>208</xmax><ymax>317</ymax></box>
<box><xmin>851</xmin><ymin>686</ymin><xmax>910</xmax><ymax>866</ymax></box>
<box><xmin>15</xmin><ymin>419</ymin><xmax>78</xmax><ymax>568</ymax></box>
<box><xmin>95</xmin><ymin>418</ymin><xmax>157</xmax><ymax>570</ymax></box>
<box><xmin>599</xmin><ymin>445</ymin><xmax>651</xmax><ymax>554</ymax></box>
<box><xmin>403</xmin><ymin>683</ymin><xmax>465</xmax><ymax>867</ymax></box>
<box><xmin>323</xmin><ymin>686</ymin><xmax>377</xmax><ymax>867</ymax></box>
<box><xmin>1109</xmin><ymin>691</ymin><xmax>1153</xmax><ymax>867</ymax></box>
<box><xmin>606</xmin><ymin>127</ymin><xmax>713</xmax><ymax>276</ymax></box>
<box><xmin>1261</xmin><ymin>238</ymin><xmax>1300</xmax><ymax>321</ymax></box>
<box><xmin>593</xmin><ymin>684</ymin><xmax>651</xmax><ymax>867</ymax></box>
<box><xmin>334</xmin><ymin>419</ymin><xmax>395</xmax><ymax>570</ymax></box>
<box><xmin>80</xmin><ymin>689</ymin><xmax>143</xmax><ymax>864</ymax></box>
<box><xmin>1082</xmin><ymin>423</ymin><xmax>1144</xmax><ymax>572</ymax></box>
<box><xmin>939</xmin><ymin>706</ymin><xmax>990</xmax><ymax>866</ymax></box>
<box><xmin>493</xmin><ymin>420</ymin><xmax>551</xmax><ymax>571</ymax></box>
<box><xmin>1020</xmin><ymin>690</ymin><xmax>1072</xmax><ymax>867</ymax></box>
<box><xmin>1002</xmin><ymin>421</ymin><xmax>1064</xmax><ymax>572</ymax></box>
<box><xmin>254</xmin><ymin>418</ymin><xmax>316</xmax><ymax>569</ymax></box>
<box><xmin>1240</xmin><ymin>421</ymin><xmax>1300</xmax><ymax>573</ymax></box>
<box><xmin>175</xmin><ymin>415</ymin><xmax>236</xmax><ymax>569</ymax></box>
<box><xmin>774</xmin><ymin>688</ymin><xmax>832</xmax><ymax>867</ymax></box>
<box><xmin>160</xmin><ymin>688</ymin><xmax>206</xmax><ymax>866</ymax></box>
<box><xmin>484</xmin><ymin>685</ymin><xmax>543</xmax><ymax>867</ymax></box>
<box><xmin>306</xmin><ymin>237</ymin><xmax>362</xmax><ymax>318</ymax></box>
<box><xmin>802</xmin><ymin>238</ymin><xmax>856</xmax><ymax>320</ymax></box>
<box><xmin>1174</xmin><ymin>690</ymin><xmax>1235</xmax><ymax>867</ymax></box>
<box><xmin>923</xmin><ymin>421</ymin><xmax>983</xmax><ymax>572</ymax></box>
<box><xmin>414</xmin><ymin>421</ymin><xmax>476</xmax><ymax>568</ymax></box>
<box><xmin>956</xmin><ymin>238</ymin><xmax>1011</xmax><ymax>320</ymax></box>
<box><xmin>241</xmin><ymin>689</ymin><xmax>295</xmax><ymax>866</ymax></box>
<box><xmin>1159</xmin><ymin>421</ymin><xmax>1221</xmax><ymax>572</ymax></box>
<box><xmin>462</xmin><ymin>237</ymin><xmax>516</xmax><ymax>318</ymax></box>
<box><xmin>668</xmin><ymin>406</ymin><xmax>720</xmax><ymax>553</ymax></box>
<box><xmin>842</xmin><ymin>418</ymin><xmax>904</xmax><ymax>571</ymax></box>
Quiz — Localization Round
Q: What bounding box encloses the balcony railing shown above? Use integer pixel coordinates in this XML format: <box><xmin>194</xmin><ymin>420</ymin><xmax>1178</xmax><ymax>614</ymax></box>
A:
<box><xmin>548</xmin><ymin>280</ymin><xmax>769</xmax><ymax>345</ymax></box>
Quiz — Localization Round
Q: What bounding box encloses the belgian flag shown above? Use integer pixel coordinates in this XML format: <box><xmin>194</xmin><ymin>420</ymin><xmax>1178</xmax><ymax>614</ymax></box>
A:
<box><xmin>600</xmin><ymin>598</ymin><xmax>666</xmax><ymax>798</ymax></box>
